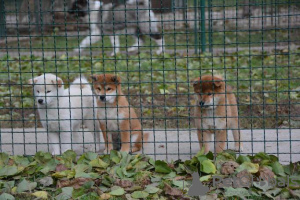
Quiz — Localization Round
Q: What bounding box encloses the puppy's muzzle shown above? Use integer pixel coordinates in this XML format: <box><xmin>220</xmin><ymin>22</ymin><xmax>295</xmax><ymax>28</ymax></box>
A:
<box><xmin>100</xmin><ymin>95</ymin><xmax>106</xmax><ymax>101</ymax></box>
<box><xmin>38</xmin><ymin>99</ymin><xmax>44</xmax><ymax>104</ymax></box>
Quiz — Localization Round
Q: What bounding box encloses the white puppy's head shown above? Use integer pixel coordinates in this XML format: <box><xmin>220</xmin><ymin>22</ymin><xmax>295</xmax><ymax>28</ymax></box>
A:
<box><xmin>28</xmin><ymin>74</ymin><xmax>64</xmax><ymax>107</ymax></box>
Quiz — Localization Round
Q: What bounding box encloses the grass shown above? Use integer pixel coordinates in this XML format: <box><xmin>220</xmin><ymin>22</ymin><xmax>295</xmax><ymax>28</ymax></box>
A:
<box><xmin>0</xmin><ymin>50</ymin><xmax>299</xmax><ymax>129</ymax></box>
<box><xmin>1</xmin><ymin>29</ymin><xmax>297</xmax><ymax>52</ymax></box>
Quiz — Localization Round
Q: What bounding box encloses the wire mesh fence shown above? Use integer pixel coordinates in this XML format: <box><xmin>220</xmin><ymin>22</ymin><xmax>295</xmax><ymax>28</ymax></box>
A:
<box><xmin>0</xmin><ymin>0</ymin><xmax>299</xmax><ymax>164</ymax></box>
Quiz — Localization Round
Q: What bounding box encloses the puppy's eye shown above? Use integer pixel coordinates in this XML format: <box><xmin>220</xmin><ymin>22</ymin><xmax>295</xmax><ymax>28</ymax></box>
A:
<box><xmin>47</xmin><ymin>91</ymin><xmax>51</xmax><ymax>93</ymax></box>
<box><xmin>97</xmin><ymin>87</ymin><xmax>101</xmax><ymax>91</ymax></box>
<box><xmin>107</xmin><ymin>88</ymin><xmax>111</xmax><ymax>91</ymax></box>
<box><xmin>207</xmin><ymin>93</ymin><xmax>212</xmax><ymax>96</ymax></box>
<box><xmin>37</xmin><ymin>91</ymin><xmax>40</xmax><ymax>93</ymax></box>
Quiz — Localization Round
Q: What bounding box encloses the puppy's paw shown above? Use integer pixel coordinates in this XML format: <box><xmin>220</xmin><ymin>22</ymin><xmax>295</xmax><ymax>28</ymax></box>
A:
<box><xmin>234</xmin><ymin>145</ymin><xmax>243</xmax><ymax>152</ymax></box>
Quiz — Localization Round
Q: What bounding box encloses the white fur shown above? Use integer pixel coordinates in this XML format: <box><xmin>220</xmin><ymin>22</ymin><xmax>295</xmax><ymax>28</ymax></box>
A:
<box><xmin>98</xmin><ymin>107</ymin><xmax>124</xmax><ymax>131</ymax></box>
<box><xmin>30</xmin><ymin>74</ymin><xmax>101</xmax><ymax>155</ymax></box>
<box><xmin>75</xmin><ymin>0</ymin><xmax>164</xmax><ymax>56</ymax></box>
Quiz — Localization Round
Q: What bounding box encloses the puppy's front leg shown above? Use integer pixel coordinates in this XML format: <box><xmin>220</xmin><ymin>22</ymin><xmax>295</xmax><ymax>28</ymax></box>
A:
<box><xmin>100</xmin><ymin>123</ymin><xmax>113</xmax><ymax>153</ymax></box>
<box><xmin>49</xmin><ymin>132</ymin><xmax>60</xmax><ymax>155</ymax></box>
<box><xmin>120</xmin><ymin>122</ymin><xmax>130</xmax><ymax>153</ymax></box>
<box><xmin>215</xmin><ymin>129</ymin><xmax>227</xmax><ymax>153</ymax></box>
<box><xmin>59</xmin><ymin>128</ymin><xmax>72</xmax><ymax>154</ymax></box>
<box><xmin>197</xmin><ymin>130</ymin><xmax>211</xmax><ymax>153</ymax></box>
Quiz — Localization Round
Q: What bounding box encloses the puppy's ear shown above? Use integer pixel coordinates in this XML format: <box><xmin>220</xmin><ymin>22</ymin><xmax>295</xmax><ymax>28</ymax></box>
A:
<box><xmin>28</xmin><ymin>78</ymin><xmax>37</xmax><ymax>85</ymax></box>
<box><xmin>90</xmin><ymin>74</ymin><xmax>99</xmax><ymax>82</ymax></box>
<box><xmin>213</xmin><ymin>76</ymin><xmax>224</xmax><ymax>88</ymax></box>
<box><xmin>51</xmin><ymin>78</ymin><xmax>63</xmax><ymax>88</ymax></box>
<box><xmin>190</xmin><ymin>77</ymin><xmax>200</xmax><ymax>87</ymax></box>
<box><xmin>111</xmin><ymin>75</ymin><xmax>121</xmax><ymax>85</ymax></box>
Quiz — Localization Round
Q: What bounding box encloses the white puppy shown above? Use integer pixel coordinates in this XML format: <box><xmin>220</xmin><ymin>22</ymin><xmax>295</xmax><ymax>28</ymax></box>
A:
<box><xmin>28</xmin><ymin>74</ymin><xmax>101</xmax><ymax>155</ymax></box>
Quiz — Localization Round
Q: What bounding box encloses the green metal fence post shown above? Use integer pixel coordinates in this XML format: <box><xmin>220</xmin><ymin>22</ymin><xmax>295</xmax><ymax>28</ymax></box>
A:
<box><xmin>193</xmin><ymin>0</ymin><xmax>199</xmax><ymax>54</ymax></box>
<box><xmin>200</xmin><ymin>0</ymin><xmax>206</xmax><ymax>53</ymax></box>
<box><xmin>0</xmin><ymin>0</ymin><xmax>5</xmax><ymax>40</ymax></box>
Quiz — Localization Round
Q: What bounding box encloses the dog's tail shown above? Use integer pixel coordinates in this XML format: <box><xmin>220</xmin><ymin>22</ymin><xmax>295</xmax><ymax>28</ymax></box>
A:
<box><xmin>132</xmin><ymin>131</ymin><xmax>149</xmax><ymax>153</ymax></box>
<box><xmin>70</xmin><ymin>76</ymin><xmax>91</xmax><ymax>90</ymax></box>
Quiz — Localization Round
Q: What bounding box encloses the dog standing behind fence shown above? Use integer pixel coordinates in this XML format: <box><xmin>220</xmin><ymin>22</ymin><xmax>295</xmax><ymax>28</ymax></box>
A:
<box><xmin>28</xmin><ymin>74</ymin><xmax>101</xmax><ymax>155</ymax></box>
<box><xmin>191</xmin><ymin>75</ymin><xmax>243</xmax><ymax>154</ymax></box>
<box><xmin>69</xmin><ymin>0</ymin><xmax>164</xmax><ymax>56</ymax></box>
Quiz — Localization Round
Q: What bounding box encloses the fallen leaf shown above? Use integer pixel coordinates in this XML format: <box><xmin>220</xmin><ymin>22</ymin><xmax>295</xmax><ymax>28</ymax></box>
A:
<box><xmin>164</xmin><ymin>183</ymin><xmax>183</xmax><ymax>196</ymax></box>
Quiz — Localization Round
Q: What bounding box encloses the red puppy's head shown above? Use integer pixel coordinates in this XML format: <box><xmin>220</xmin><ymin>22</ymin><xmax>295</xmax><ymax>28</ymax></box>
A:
<box><xmin>191</xmin><ymin>75</ymin><xmax>225</xmax><ymax>109</ymax></box>
<box><xmin>91</xmin><ymin>74</ymin><xmax>121</xmax><ymax>104</ymax></box>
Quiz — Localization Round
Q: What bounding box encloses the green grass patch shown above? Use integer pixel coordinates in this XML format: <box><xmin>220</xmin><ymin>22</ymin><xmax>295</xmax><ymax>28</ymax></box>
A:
<box><xmin>0</xmin><ymin>50</ymin><xmax>299</xmax><ymax>129</ymax></box>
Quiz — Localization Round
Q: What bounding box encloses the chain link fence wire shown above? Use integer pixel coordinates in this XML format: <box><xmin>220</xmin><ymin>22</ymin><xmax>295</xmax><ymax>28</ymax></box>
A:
<box><xmin>0</xmin><ymin>0</ymin><xmax>299</xmax><ymax>163</ymax></box>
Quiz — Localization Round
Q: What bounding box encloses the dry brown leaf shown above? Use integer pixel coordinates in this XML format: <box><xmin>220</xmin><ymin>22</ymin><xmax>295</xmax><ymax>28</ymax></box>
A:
<box><xmin>257</xmin><ymin>166</ymin><xmax>275</xmax><ymax>181</ymax></box>
<box><xmin>235</xmin><ymin>170</ymin><xmax>252</xmax><ymax>188</ymax></box>
<box><xmin>57</xmin><ymin>177</ymin><xmax>92</xmax><ymax>189</ymax></box>
<box><xmin>220</xmin><ymin>161</ymin><xmax>239</xmax><ymax>175</ymax></box>
<box><xmin>115</xmin><ymin>179</ymin><xmax>133</xmax><ymax>188</ymax></box>
<box><xmin>164</xmin><ymin>183</ymin><xmax>183</xmax><ymax>197</ymax></box>
<box><xmin>56</xmin><ymin>164</ymin><xmax>68</xmax><ymax>172</ymax></box>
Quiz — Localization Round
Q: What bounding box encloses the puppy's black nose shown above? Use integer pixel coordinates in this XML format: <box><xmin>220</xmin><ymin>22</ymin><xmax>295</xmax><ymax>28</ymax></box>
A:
<box><xmin>199</xmin><ymin>101</ymin><xmax>205</xmax><ymax>107</ymax></box>
<box><xmin>38</xmin><ymin>99</ymin><xmax>44</xmax><ymax>104</ymax></box>
<box><xmin>100</xmin><ymin>95</ymin><xmax>105</xmax><ymax>101</ymax></box>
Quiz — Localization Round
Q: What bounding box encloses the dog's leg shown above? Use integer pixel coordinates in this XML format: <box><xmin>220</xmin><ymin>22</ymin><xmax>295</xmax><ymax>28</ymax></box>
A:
<box><xmin>100</xmin><ymin>123</ymin><xmax>113</xmax><ymax>153</ymax></box>
<box><xmin>119</xmin><ymin>122</ymin><xmax>130</xmax><ymax>153</ymax></box>
<box><xmin>85</xmin><ymin>119</ymin><xmax>102</xmax><ymax>152</ymax></box>
<box><xmin>59</xmin><ymin>128</ymin><xmax>72</xmax><ymax>154</ymax></box>
<box><xmin>215</xmin><ymin>130</ymin><xmax>227</xmax><ymax>153</ymax></box>
<box><xmin>49</xmin><ymin>132</ymin><xmax>60</xmax><ymax>155</ymax></box>
<box><xmin>231</xmin><ymin>122</ymin><xmax>243</xmax><ymax>152</ymax></box>
<box><xmin>154</xmin><ymin>36</ymin><xmax>164</xmax><ymax>55</ymax></box>
<box><xmin>197</xmin><ymin>130</ymin><xmax>211</xmax><ymax>153</ymax></box>
<box><xmin>109</xmin><ymin>35</ymin><xmax>120</xmax><ymax>56</ymax></box>
<box><xmin>74</xmin><ymin>26</ymin><xmax>101</xmax><ymax>52</ymax></box>
<box><xmin>128</xmin><ymin>35</ymin><xmax>144</xmax><ymax>52</ymax></box>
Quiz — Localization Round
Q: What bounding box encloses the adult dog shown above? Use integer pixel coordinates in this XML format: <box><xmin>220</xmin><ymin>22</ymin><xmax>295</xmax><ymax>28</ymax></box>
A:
<box><xmin>69</xmin><ymin>0</ymin><xmax>164</xmax><ymax>55</ymax></box>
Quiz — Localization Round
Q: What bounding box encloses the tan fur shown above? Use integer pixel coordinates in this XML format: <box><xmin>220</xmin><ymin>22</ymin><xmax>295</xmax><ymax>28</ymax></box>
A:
<box><xmin>91</xmin><ymin>74</ymin><xmax>148</xmax><ymax>153</ymax></box>
<box><xmin>192</xmin><ymin>75</ymin><xmax>243</xmax><ymax>153</ymax></box>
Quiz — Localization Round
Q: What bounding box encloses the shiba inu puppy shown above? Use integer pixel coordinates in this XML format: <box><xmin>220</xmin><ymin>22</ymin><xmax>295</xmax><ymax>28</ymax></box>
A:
<box><xmin>91</xmin><ymin>74</ymin><xmax>148</xmax><ymax>153</ymax></box>
<box><xmin>28</xmin><ymin>74</ymin><xmax>101</xmax><ymax>155</ymax></box>
<box><xmin>192</xmin><ymin>75</ymin><xmax>243</xmax><ymax>153</ymax></box>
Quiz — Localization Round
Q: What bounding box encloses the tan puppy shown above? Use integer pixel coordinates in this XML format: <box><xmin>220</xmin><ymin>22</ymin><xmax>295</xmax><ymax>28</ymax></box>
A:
<box><xmin>192</xmin><ymin>75</ymin><xmax>243</xmax><ymax>153</ymax></box>
<box><xmin>91</xmin><ymin>74</ymin><xmax>148</xmax><ymax>153</ymax></box>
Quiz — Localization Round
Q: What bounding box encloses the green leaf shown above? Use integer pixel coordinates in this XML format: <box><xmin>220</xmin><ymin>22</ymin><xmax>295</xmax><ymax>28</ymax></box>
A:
<box><xmin>56</xmin><ymin>187</ymin><xmax>73</xmax><ymax>200</ymax></box>
<box><xmin>89</xmin><ymin>158</ymin><xmax>109</xmax><ymax>169</ymax></box>
<box><xmin>253</xmin><ymin>181</ymin><xmax>273</xmax><ymax>192</ymax></box>
<box><xmin>16</xmin><ymin>179</ymin><xmax>37</xmax><ymax>193</ymax></box>
<box><xmin>0</xmin><ymin>193</ymin><xmax>14</xmax><ymax>200</ymax></box>
<box><xmin>110</xmin><ymin>186</ymin><xmax>125</xmax><ymax>196</ymax></box>
<box><xmin>144</xmin><ymin>185</ymin><xmax>160</xmax><ymax>194</ymax></box>
<box><xmin>32</xmin><ymin>191</ymin><xmax>48</xmax><ymax>199</ymax></box>
<box><xmin>155</xmin><ymin>160</ymin><xmax>172</xmax><ymax>174</ymax></box>
<box><xmin>201</xmin><ymin>160</ymin><xmax>216</xmax><ymax>174</ymax></box>
<box><xmin>271</xmin><ymin>161</ymin><xmax>285</xmax><ymax>176</ymax></box>
<box><xmin>131</xmin><ymin>191</ymin><xmax>149</xmax><ymax>198</ymax></box>
<box><xmin>172</xmin><ymin>180</ymin><xmax>189</xmax><ymax>189</ymax></box>
<box><xmin>236</xmin><ymin>155</ymin><xmax>251</xmax><ymax>164</ymax></box>
<box><xmin>200</xmin><ymin>175</ymin><xmax>212</xmax><ymax>182</ymax></box>
<box><xmin>110</xmin><ymin>150</ymin><xmax>121</xmax><ymax>164</ymax></box>
<box><xmin>0</xmin><ymin>153</ymin><xmax>9</xmax><ymax>167</ymax></box>
<box><xmin>224</xmin><ymin>187</ymin><xmax>250</xmax><ymax>198</ymax></box>
<box><xmin>236</xmin><ymin>162</ymin><xmax>259</xmax><ymax>173</ymax></box>
<box><xmin>34</xmin><ymin>151</ymin><xmax>52</xmax><ymax>164</ymax></box>
<box><xmin>197</xmin><ymin>155</ymin><xmax>208</xmax><ymax>163</ymax></box>
<box><xmin>0</xmin><ymin>166</ymin><xmax>18</xmax><ymax>177</ymax></box>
